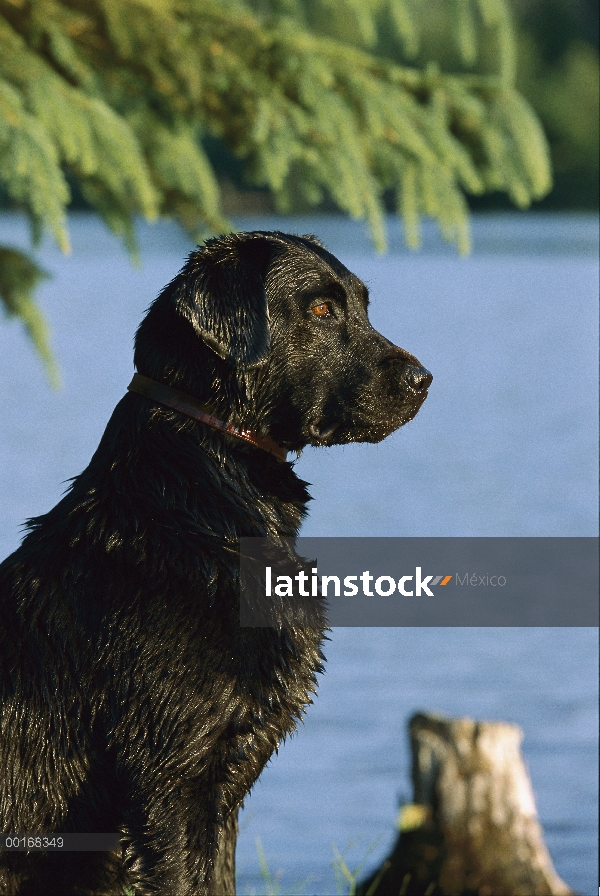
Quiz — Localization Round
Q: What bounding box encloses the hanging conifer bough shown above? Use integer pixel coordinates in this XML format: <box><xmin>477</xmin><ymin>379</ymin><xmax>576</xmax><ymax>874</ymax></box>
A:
<box><xmin>0</xmin><ymin>0</ymin><xmax>552</xmax><ymax>380</ymax></box>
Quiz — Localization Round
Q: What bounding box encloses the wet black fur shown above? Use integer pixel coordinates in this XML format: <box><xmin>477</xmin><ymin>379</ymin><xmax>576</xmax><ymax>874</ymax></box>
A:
<box><xmin>0</xmin><ymin>232</ymin><xmax>431</xmax><ymax>895</ymax></box>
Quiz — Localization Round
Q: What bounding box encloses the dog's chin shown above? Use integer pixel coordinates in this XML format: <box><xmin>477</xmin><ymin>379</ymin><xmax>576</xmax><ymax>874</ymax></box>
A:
<box><xmin>305</xmin><ymin>419</ymin><xmax>340</xmax><ymax>447</ymax></box>
<box><xmin>309</xmin><ymin>393</ymin><xmax>428</xmax><ymax>446</ymax></box>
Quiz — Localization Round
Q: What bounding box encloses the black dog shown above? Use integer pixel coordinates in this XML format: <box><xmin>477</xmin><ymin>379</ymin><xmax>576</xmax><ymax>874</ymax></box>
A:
<box><xmin>0</xmin><ymin>232</ymin><xmax>431</xmax><ymax>895</ymax></box>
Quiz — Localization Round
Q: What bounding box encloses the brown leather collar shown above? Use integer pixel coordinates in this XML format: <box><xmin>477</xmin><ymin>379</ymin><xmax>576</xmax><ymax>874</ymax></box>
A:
<box><xmin>127</xmin><ymin>373</ymin><xmax>288</xmax><ymax>462</ymax></box>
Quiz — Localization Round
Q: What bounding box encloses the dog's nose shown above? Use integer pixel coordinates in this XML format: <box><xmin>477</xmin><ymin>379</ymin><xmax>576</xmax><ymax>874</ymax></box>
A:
<box><xmin>404</xmin><ymin>365</ymin><xmax>432</xmax><ymax>392</ymax></box>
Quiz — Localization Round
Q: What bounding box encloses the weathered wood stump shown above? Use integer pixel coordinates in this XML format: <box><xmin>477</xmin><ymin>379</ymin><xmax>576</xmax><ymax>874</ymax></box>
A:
<box><xmin>358</xmin><ymin>712</ymin><xmax>574</xmax><ymax>896</ymax></box>
<box><xmin>210</xmin><ymin>806</ymin><xmax>238</xmax><ymax>896</ymax></box>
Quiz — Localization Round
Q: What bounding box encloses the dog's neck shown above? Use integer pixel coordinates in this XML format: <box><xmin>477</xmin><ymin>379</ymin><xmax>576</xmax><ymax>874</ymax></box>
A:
<box><xmin>127</xmin><ymin>373</ymin><xmax>288</xmax><ymax>462</ymax></box>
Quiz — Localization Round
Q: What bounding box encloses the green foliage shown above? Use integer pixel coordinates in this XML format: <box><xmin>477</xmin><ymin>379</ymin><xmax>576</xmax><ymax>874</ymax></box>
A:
<box><xmin>517</xmin><ymin>35</ymin><xmax>599</xmax><ymax>193</ymax></box>
<box><xmin>0</xmin><ymin>0</ymin><xmax>552</xmax><ymax>381</ymax></box>
<box><xmin>0</xmin><ymin>247</ymin><xmax>59</xmax><ymax>386</ymax></box>
<box><xmin>256</xmin><ymin>836</ymin><xmax>284</xmax><ymax>896</ymax></box>
<box><xmin>248</xmin><ymin>837</ymin><xmax>381</xmax><ymax>896</ymax></box>
<box><xmin>416</xmin><ymin>0</ymin><xmax>599</xmax><ymax>211</ymax></box>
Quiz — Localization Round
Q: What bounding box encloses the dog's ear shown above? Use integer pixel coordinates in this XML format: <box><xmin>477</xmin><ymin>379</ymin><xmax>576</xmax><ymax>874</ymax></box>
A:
<box><xmin>180</xmin><ymin>235</ymin><xmax>273</xmax><ymax>370</ymax></box>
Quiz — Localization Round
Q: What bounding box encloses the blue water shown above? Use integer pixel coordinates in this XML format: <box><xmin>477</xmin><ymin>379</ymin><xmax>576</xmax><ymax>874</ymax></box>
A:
<box><xmin>0</xmin><ymin>213</ymin><xmax>598</xmax><ymax>894</ymax></box>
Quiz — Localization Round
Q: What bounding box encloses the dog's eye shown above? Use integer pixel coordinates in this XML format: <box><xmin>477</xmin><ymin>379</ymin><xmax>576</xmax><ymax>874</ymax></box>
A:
<box><xmin>311</xmin><ymin>302</ymin><xmax>331</xmax><ymax>318</ymax></box>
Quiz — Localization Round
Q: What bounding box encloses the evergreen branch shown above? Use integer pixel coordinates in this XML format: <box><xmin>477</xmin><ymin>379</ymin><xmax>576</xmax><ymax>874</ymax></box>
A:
<box><xmin>0</xmin><ymin>14</ymin><xmax>160</xmax><ymax>250</ymax></box>
<box><xmin>133</xmin><ymin>114</ymin><xmax>230</xmax><ymax>235</ymax></box>
<box><xmin>0</xmin><ymin>246</ymin><xmax>60</xmax><ymax>387</ymax></box>
<box><xmin>0</xmin><ymin>0</ymin><xmax>553</xmax><ymax>380</ymax></box>
<box><xmin>0</xmin><ymin>77</ymin><xmax>71</xmax><ymax>252</ymax></box>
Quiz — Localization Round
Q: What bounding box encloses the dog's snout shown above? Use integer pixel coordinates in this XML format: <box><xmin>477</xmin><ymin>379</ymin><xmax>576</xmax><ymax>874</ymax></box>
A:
<box><xmin>404</xmin><ymin>365</ymin><xmax>432</xmax><ymax>392</ymax></box>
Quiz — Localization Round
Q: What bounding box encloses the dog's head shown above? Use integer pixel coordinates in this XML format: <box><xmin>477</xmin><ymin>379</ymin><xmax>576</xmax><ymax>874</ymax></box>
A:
<box><xmin>134</xmin><ymin>231</ymin><xmax>431</xmax><ymax>453</ymax></box>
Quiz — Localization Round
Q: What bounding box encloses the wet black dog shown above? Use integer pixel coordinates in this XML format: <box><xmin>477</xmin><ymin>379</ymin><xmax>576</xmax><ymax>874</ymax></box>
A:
<box><xmin>0</xmin><ymin>232</ymin><xmax>431</xmax><ymax>895</ymax></box>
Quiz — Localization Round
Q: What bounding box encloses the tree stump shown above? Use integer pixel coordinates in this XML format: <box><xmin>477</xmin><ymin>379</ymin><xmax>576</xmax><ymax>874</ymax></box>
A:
<box><xmin>358</xmin><ymin>713</ymin><xmax>574</xmax><ymax>896</ymax></box>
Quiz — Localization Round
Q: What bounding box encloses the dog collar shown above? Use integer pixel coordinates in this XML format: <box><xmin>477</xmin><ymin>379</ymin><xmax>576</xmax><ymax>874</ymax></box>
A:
<box><xmin>127</xmin><ymin>373</ymin><xmax>288</xmax><ymax>462</ymax></box>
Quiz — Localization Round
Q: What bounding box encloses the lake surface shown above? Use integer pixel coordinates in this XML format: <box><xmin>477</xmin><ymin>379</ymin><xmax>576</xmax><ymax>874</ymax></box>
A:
<box><xmin>0</xmin><ymin>212</ymin><xmax>598</xmax><ymax>894</ymax></box>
